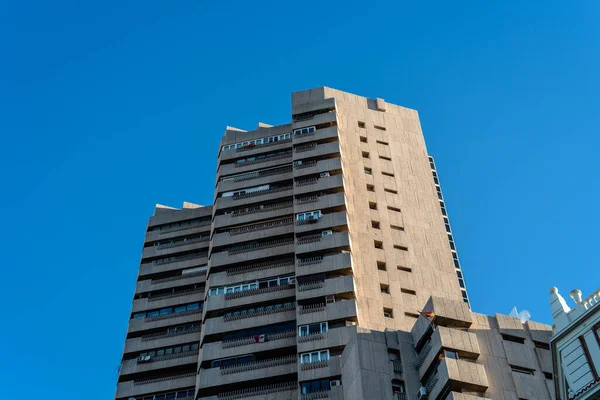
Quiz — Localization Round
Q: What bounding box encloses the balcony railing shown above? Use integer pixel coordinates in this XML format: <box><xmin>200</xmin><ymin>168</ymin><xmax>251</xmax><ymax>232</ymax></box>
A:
<box><xmin>229</xmin><ymin>217</ymin><xmax>293</xmax><ymax>235</ymax></box>
<box><xmin>301</xmin><ymin>391</ymin><xmax>330</xmax><ymax>400</ymax></box>
<box><xmin>297</xmin><ymin>256</ymin><xmax>324</xmax><ymax>266</ymax></box>
<box><xmin>294</xmin><ymin>142</ymin><xmax>317</xmax><ymax>153</ymax></box>
<box><xmin>224</xmin><ymin>283</ymin><xmax>294</xmax><ymax>300</ymax></box>
<box><xmin>229</xmin><ymin>165</ymin><xmax>293</xmax><ymax>183</ymax></box>
<box><xmin>227</xmin><ymin>237</ymin><xmax>294</xmax><ymax>255</ymax></box>
<box><xmin>235</xmin><ymin>138</ymin><xmax>292</xmax><ymax>152</ymax></box>
<box><xmin>221</xmin><ymin>329</ymin><xmax>296</xmax><ymax>349</ymax></box>
<box><xmin>220</xmin><ymin>355</ymin><xmax>296</xmax><ymax>375</ymax></box>
<box><xmin>301</xmin><ymin>359</ymin><xmax>329</xmax><ymax>370</ymax></box>
<box><xmin>295</xmin><ymin>160</ymin><xmax>318</xmax><ymax>169</ymax></box>
<box><xmin>299</xmin><ymin>303</ymin><xmax>326</xmax><ymax>314</ymax></box>
<box><xmin>229</xmin><ymin>200</ymin><xmax>293</xmax><ymax>217</ymax></box>
<box><xmin>145</xmin><ymin>308</ymin><xmax>202</xmax><ymax>323</ymax></box>
<box><xmin>153</xmin><ymin>252</ymin><xmax>207</xmax><ymax>266</ymax></box>
<box><xmin>156</xmin><ymin>236</ymin><xmax>209</xmax><ymax>250</ymax></box>
<box><xmin>392</xmin><ymin>360</ymin><xmax>403</xmax><ymax>374</ymax></box>
<box><xmin>159</xmin><ymin>220</ymin><xmax>211</xmax><ymax>234</ymax></box>
<box><xmin>150</xmin><ymin>269</ymin><xmax>207</xmax><ymax>285</ymax></box>
<box><xmin>148</xmin><ymin>288</ymin><xmax>204</xmax><ymax>302</ymax></box>
<box><xmin>224</xmin><ymin>304</ymin><xmax>295</xmax><ymax>322</ymax></box>
<box><xmin>216</xmin><ymin>381</ymin><xmax>297</xmax><ymax>400</ymax></box>
<box><xmin>232</xmin><ymin>185</ymin><xmax>293</xmax><ymax>200</ymax></box>
<box><xmin>133</xmin><ymin>372</ymin><xmax>195</xmax><ymax>386</ymax></box>
<box><xmin>296</xmin><ymin>177</ymin><xmax>319</xmax><ymax>187</ymax></box>
<box><xmin>298</xmin><ymin>280</ymin><xmax>325</xmax><ymax>292</ymax></box>
<box><xmin>393</xmin><ymin>393</ymin><xmax>407</xmax><ymax>400</ymax></box>
<box><xmin>135</xmin><ymin>349</ymin><xmax>199</xmax><ymax>364</ymax></box>
<box><xmin>425</xmin><ymin>371</ymin><xmax>439</xmax><ymax>393</ymax></box>
<box><xmin>298</xmin><ymin>332</ymin><xmax>325</xmax><ymax>343</ymax></box>
<box><xmin>234</xmin><ymin>152</ymin><xmax>292</xmax><ymax>168</ymax></box>
<box><xmin>296</xmin><ymin>217</ymin><xmax>321</xmax><ymax>226</ymax></box>
<box><xmin>296</xmin><ymin>194</ymin><xmax>322</xmax><ymax>204</ymax></box>
<box><xmin>297</xmin><ymin>234</ymin><xmax>322</xmax><ymax>245</ymax></box>
<box><xmin>226</xmin><ymin>258</ymin><xmax>295</xmax><ymax>276</ymax></box>
<box><xmin>415</xmin><ymin>341</ymin><xmax>433</xmax><ymax>369</ymax></box>
<box><xmin>140</xmin><ymin>325</ymin><xmax>201</xmax><ymax>342</ymax></box>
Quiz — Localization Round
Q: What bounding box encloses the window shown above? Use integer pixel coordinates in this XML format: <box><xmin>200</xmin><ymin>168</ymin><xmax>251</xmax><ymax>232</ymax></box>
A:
<box><xmin>390</xmin><ymin>225</ymin><xmax>404</xmax><ymax>231</ymax></box>
<box><xmin>374</xmin><ymin>240</ymin><xmax>383</xmax><ymax>249</ymax></box>
<box><xmin>379</xmin><ymin>156</ymin><xmax>392</xmax><ymax>161</ymax></box>
<box><xmin>298</xmin><ymin>322</ymin><xmax>328</xmax><ymax>336</ymax></box>
<box><xmin>301</xmin><ymin>379</ymin><xmax>331</xmax><ymax>394</ymax></box>
<box><xmin>384</xmin><ymin>188</ymin><xmax>398</xmax><ymax>194</ymax></box>
<box><xmin>293</xmin><ymin>126</ymin><xmax>316</xmax><ymax>135</ymax></box>
<box><xmin>133</xmin><ymin>302</ymin><xmax>202</xmax><ymax>319</ymax></box>
<box><xmin>387</xmin><ymin>206</ymin><xmax>401</xmax><ymax>212</ymax></box>
<box><xmin>222</xmin><ymin>133</ymin><xmax>291</xmax><ymax>151</ymax></box>
<box><xmin>364</xmin><ymin>167</ymin><xmax>372</xmax><ymax>175</ymax></box>
<box><xmin>401</xmin><ymin>288</ymin><xmax>416</xmax><ymax>295</ymax></box>
<box><xmin>360</xmin><ymin>136</ymin><xmax>368</xmax><ymax>143</ymax></box>
<box><xmin>358</xmin><ymin>121</ymin><xmax>366</xmax><ymax>128</ymax></box>
<box><xmin>374</xmin><ymin>126</ymin><xmax>387</xmax><ymax>131</ymax></box>
<box><xmin>300</xmin><ymin>350</ymin><xmax>330</xmax><ymax>364</ymax></box>
<box><xmin>380</xmin><ymin>284</ymin><xmax>390</xmax><ymax>294</ymax></box>
<box><xmin>511</xmin><ymin>366</ymin><xmax>534</xmax><ymax>375</ymax></box>
<box><xmin>397</xmin><ymin>266</ymin><xmax>412</xmax><ymax>273</ymax></box>
<box><xmin>372</xmin><ymin>221</ymin><xmax>380</xmax><ymax>229</ymax></box>
<box><xmin>377</xmin><ymin>261</ymin><xmax>387</xmax><ymax>271</ymax></box>
<box><xmin>502</xmin><ymin>334</ymin><xmax>525</xmax><ymax>344</ymax></box>
<box><xmin>384</xmin><ymin>308</ymin><xmax>394</xmax><ymax>318</ymax></box>
<box><xmin>443</xmin><ymin>217</ymin><xmax>451</xmax><ymax>232</ymax></box>
<box><xmin>448</xmin><ymin>234</ymin><xmax>455</xmax><ymax>250</ymax></box>
<box><xmin>369</xmin><ymin>202</ymin><xmax>378</xmax><ymax>210</ymax></box>
<box><xmin>382</xmin><ymin>172</ymin><xmax>394</xmax><ymax>177</ymax></box>
<box><xmin>366</xmin><ymin>184</ymin><xmax>375</xmax><ymax>192</ymax></box>
<box><xmin>544</xmin><ymin>372</ymin><xmax>553</xmax><ymax>380</ymax></box>
<box><xmin>296</xmin><ymin>210</ymin><xmax>321</xmax><ymax>221</ymax></box>
<box><xmin>393</xmin><ymin>245</ymin><xmax>408</xmax><ymax>251</ymax></box>
<box><xmin>362</xmin><ymin>151</ymin><xmax>370</xmax><ymax>159</ymax></box>
<box><xmin>404</xmin><ymin>312</ymin><xmax>419</xmax><ymax>319</ymax></box>
<box><xmin>439</xmin><ymin>201</ymin><xmax>447</xmax><ymax>215</ymax></box>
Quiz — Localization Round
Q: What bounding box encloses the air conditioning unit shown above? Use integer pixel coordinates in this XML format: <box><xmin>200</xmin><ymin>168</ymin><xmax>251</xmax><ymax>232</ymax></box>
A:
<box><xmin>330</xmin><ymin>380</ymin><xmax>341</xmax><ymax>388</ymax></box>
<box><xmin>326</xmin><ymin>295</ymin><xmax>335</xmax><ymax>304</ymax></box>
<box><xmin>289</xmin><ymin>278</ymin><xmax>297</xmax><ymax>285</ymax></box>
<box><xmin>137</xmin><ymin>355</ymin><xmax>151</xmax><ymax>363</ymax></box>
<box><xmin>322</xmin><ymin>230</ymin><xmax>333</xmax><ymax>236</ymax></box>
<box><xmin>416</xmin><ymin>387</ymin><xmax>428</xmax><ymax>400</ymax></box>
<box><xmin>294</xmin><ymin>161</ymin><xmax>303</xmax><ymax>166</ymax></box>
<box><xmin>320</xmin><ymin>172</ymin><xmax>330</xmax><ymax>177</ymax></box>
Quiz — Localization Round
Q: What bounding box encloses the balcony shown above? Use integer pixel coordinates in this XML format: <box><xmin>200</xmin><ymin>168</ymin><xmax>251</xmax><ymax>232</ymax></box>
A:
<box><xmin>294</xmin><ymin>157</ymin><xmax>342</xmax><ymax>179</ymax></box>
<box><xmin>142</xmin><ymin>236</ymin><xmax>210</xmax><ymax>259</ymax></box>
<box><xmin>139</xmin><ymin>252</ymin><xmax>208</xmax><ymax>278</ymax></box>
<box><xmin>211</xmin><ymin>218</ymin><xmax>294</xmax><ymax>248</ymax></box>
<box><xmin>213</xmin><ymin>201</ymin><xmax>294</xmax><ymax>229</ymax></box>
<box><xmin>293</xmin><ymin>125</ymin><xmax>339</xmax><ymax>146</ymax></box>
<box><xmin>145</xmin><ymin>220</ymin><xmax>211</xmax><ymax>243</ymax></box>
<box><xmin>297</xmin><ymin>299</ymin><xmax>357</xmax><ymax>326</ymax></box>
<box><xmin>296</xmin><ymin>252</ymin><xmax>352</xmax><ymax>277</ymax></box>
<box><xmin>295</xmin><ymin>192</ymin><xmax>346</xmax><ymax>214</ymax></box>
<box><xmin>297</xmin><ymin>325</ymin><xmax>357</xmax><ymax>353</ymax></box>
<box><xmin>197</xmin><ymin>381</ymin><xmax>298</xmax><ymax>400</ymax></box>
<box><xmin>296</xmin><ymin>231</ymin><xmax>350</xmax><ymax>255</ymax></box>
<box><xmin>209</xmin><ymin>258</ymin><xmax>295</xmax><ymax>287</ymax></box>
<box><xmin>217</xmin><ymin>151</ymin><xmax>293</xmax><ymax>180</ymax></box>
<box><xmin>427</xmin><ymin>358</ymin><xmax>489</xmax><ymax>400</ymax></box>
<box><xmin>203</xmin><ymin>306</ymin><xmax>296</xmax><ymax>336</ymax></box>
<box><xmin>219</xmin><ymin>139</ymin><xmax>293</xmax><ymax>162</ymax></box>
<box><xmin>295</xmin><ymin>212</ymin><xmax>348</xmax><ymax>234</ymax></box>
<box><xmin>196</xmin><ymin>355</ymin><xmax>297</xmax><ymax>389</ymax></box>
<box><xmin>202</xmin><ymin>330</ymin><xmax>296</xmax><ymax>362</ymax></box>
<box><xmin>298</xmin><ymin>355</ymin><xmax>341</xmax><ymax>382</ymax></box>
<box><xmin>136</xmin><ymin>269</ymin><xmax>207</xmax><ymax>293</ymax></box>
<box><xmin>292</xmin><ymin>111</ymin><xmax>337</xmax><ymax>131</ymax></box>
<box><xmin>119</xmin><ymin>349</ymin><xmax>199</xmax><ymax>375</ymax></box>
<box><xmin>294</xmin><ymin>141</ymin><xmax>340</xmax><ymax>162</ymax></box>
<box><xmin>124</xmin><ymin>328</ymin><xmax>201</xmax><ymax>354</ymax></box>
<box><xmin>210</xmin><ymin>238</ymin><xmax>295</xmax><ymax>268</ymax></box>
<box><xmin>418</xmin><ymin>326</ymin><xmax>480</xmax><ymax>379</ymax></box>
<box><xmin>115</xmin><ymin>372</ymin><xmax>196</xmax><ymax>399</ymax></box>
<box><xmin>128</xmin><ymin>308</ymin><xmax>203</xmax><ymax>334</ymax></box>
<box><xmin>205</xmin><ymin>284</ymin><xmax>296</xmax><ymax>312</ymax></box>
<box><xmin>216</xmin><ymin>185</ymin><xmax>294</xmax><ymax>210</ymax></box>
<box><xmin>294</xmin><ymin>174</ymin><xmax>344</xmax><ymax>196</ymax></box>
<box><xmin>217</xmin><ymin>166</ymin><xmax>293</xmax><ymax>195</ymax></box>
<box><xmin>132</xmin><ymin>289</ymin><xmax>204</xmax><ymax>313</ymax></box>
<box><xmin>297</xmin><ymin>275</ymin><xmax>355</xmax><ymax>301</ymax></box>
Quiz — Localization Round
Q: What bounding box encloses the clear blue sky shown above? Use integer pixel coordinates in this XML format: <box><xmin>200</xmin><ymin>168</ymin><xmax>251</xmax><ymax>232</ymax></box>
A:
<box><xmin>1</xmin><ymin>1</ymin><xmax>598</xmax><ymax>398</ymax></box>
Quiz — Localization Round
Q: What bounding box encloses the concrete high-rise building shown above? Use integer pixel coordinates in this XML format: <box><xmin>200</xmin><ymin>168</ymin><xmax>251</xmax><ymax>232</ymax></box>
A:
<box><xmin>114</xmin><ymin>87</ymin><xmax>552</xmax><ymax>400</ymax></box>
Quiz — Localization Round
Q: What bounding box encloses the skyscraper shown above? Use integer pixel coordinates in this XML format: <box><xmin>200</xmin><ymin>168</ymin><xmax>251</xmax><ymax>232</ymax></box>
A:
<box><xmin>114</xmin><ymin>87</ymin><xmax>552</xmax><ymax>400</ymax></box>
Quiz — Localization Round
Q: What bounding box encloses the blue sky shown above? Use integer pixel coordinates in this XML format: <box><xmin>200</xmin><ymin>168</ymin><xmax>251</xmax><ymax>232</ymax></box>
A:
<box><xmin>1</xmin><ymin>1</ymin><xmax>599</xmax><ymax>398</ymax></box>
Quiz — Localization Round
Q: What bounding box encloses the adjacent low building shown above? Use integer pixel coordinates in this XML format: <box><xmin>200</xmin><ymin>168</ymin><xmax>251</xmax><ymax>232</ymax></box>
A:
<box><xmin>550</xmin><ymin>286</ymin><xmax>600</xmax><ymax>400</ymax></box>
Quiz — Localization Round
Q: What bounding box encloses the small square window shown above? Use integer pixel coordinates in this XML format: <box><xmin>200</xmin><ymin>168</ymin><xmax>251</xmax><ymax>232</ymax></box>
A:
<box><xmin>366</xmin><ymin>184</ymin><xmax>375</xmax><ymax>192</ymax></box>
<box><xmin>362</xmin><ymin>151</ymin><xmax>370</xmax><ymax>159</ymax></box>
<box><xmin>358</xmin><ymin>121</ymin><xmax>366</xmax><ymax>128</ymax></box>
<box><xmin>364</xmin><ymin>167</ymin><xmax>372</xmax><ymax>175</ymax></box>
<box><xmin>383</xmin><ymin>308</ymin><xmax>393</xmax><ymax>318</ymax></box>
<box><xmin>377</xmin><ymin>261</ymin><xmax>387</xmax><ymax>271</ymax></box>
<box><xmin>372</xmin><ymin>221</ymin><xmax>380</xmax><ymax>229</ymax></box>
<box><xmin>374</xmin><ymin>240</ymin><xmax>383</xmax><ymax>249</ymax></box>
<box><xmin>380</xmin><ymin>284</ymin><xmax>390</xmax><ymax>294</ymax></box>
<box><xmin>397</xmin><ymin>266</ymin><xmax>412</xmax><ymax>273</ymax></box>
<box><xmin>390</xmin><ymin>225</ymin><xmax>404</xmax><ymax>231</ymax></box>
<box><xmin>360</xmin><ymin>136</ymin><xmax>368</xmax><ymax>143</ymax></box>
<box><xmin>369</xmin><ymin>202</ymin><xmax>378</xmax><ymax>210</ymax></box>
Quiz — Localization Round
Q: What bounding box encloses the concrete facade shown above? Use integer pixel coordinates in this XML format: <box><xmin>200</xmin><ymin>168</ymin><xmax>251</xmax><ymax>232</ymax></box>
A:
<box><xmin>114</xmin><ymin>88</ymin><xmax>552</xmax><ymax>400</ymax></box>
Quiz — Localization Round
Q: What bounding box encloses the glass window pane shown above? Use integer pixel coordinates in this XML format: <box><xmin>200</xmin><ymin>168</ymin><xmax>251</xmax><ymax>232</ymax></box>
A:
<box><xmin>133</xmin><ymin>313</ymin><xmax>146</xmax><ymax>319</ymax></box>
<box><xmin>160</xmin><ymin>308</ymin><xmax>171</xmax><ymax>315</ymax></box>
<box><xmin>301</xmin><ymin>354</ymin><xmax>310</xmax><ymax>363</ymax></box>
